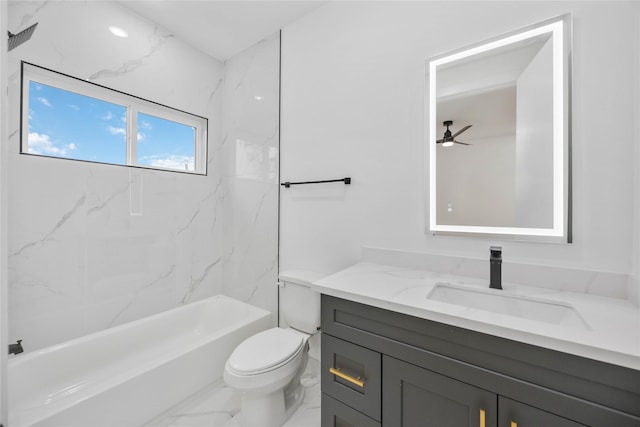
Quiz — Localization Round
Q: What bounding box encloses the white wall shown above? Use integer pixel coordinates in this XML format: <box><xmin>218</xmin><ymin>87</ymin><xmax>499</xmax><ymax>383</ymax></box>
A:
<box><xmin>437</xmin><ymin>135</ymin><xmax>515</xmax><ymax>227</ymax></box>
<box><xmin>515</xmin><ymin>39</ymin><xmax>554</xmax><ymax>229</ymax></box>
<box><xmin>0</xmin><ymin>1</ymin><xmax>8</xmax><ymax>422</ymax></box>
<box><xmin>634</xmin><ymin>5</ymin><xmax>640</xmax><ymax>280</ymax></box>
<box><xmin>281</xmin><ymin>1</ymin><xmax>639</xmax><ymax>276</ymax></box>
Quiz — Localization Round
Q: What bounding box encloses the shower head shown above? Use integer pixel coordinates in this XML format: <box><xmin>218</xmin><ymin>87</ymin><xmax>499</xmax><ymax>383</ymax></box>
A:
<box><xmin>8</xmin><ymin>22</ymin><xmax>38</xmax><ymax>51</ymax></box>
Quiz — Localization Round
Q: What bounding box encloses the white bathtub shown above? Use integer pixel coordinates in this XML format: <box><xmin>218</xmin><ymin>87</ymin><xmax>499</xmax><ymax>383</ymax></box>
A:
<box><xmin>8</xmin><ymin>295</ymin><xmax>272</xmax><ymax>427</ymax></box>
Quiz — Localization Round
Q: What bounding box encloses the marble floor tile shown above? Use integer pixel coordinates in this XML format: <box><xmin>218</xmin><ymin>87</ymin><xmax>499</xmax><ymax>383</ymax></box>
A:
<box><xmin>143</xmin><ymin>382</ymin><xmax>241</xmax><ymax>427</ymax></box>
<box><xmin>146</xmin><ymin>357</ymin><xmax>321</xmax><ymax>427</ymax></box>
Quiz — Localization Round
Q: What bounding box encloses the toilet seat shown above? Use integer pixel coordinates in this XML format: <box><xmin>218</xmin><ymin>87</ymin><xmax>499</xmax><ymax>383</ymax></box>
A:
<box><xmin>227</xmin><ymin>328</ymin><xmax>304</xmax><ymax>376</ymax></box>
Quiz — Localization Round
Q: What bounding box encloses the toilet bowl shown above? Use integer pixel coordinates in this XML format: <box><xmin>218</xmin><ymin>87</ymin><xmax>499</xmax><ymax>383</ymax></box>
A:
<box><xmin>224</xmin><ymin>327</ymin><xmax>310</xmax><ymax>427</ymax></box>
<box><xmin>224</xmin><ymin>270</ymin><xmax>325</xmax><ymax>427</ymax></box>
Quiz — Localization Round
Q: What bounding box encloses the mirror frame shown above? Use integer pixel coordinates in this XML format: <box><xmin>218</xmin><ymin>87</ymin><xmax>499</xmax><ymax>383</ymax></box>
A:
<box><xmin>427</xmin><ymin>14</ymin><xmax>572</xmax><ymax>243</ymax></box>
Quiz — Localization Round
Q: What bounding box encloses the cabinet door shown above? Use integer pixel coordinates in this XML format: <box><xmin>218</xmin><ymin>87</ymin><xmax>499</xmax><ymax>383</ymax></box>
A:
<box><xmin>383</xmin><ymin>356</ymin><xmax>496</xmax><ymax>427</ymax></box>
<box><xmin>499</xmin><ymin>397</ymin><xmax>586</xmax><ymax>427</ymax></box>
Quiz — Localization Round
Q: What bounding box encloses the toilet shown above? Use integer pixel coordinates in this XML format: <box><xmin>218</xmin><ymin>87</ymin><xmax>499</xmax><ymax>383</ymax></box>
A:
<box><xmin>224</xmin><ymin>270</ymin><xmax>325</xmax><ymax>427</ymax></box>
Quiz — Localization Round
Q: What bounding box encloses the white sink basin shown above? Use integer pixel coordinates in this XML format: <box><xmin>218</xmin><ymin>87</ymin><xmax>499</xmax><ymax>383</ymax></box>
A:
<box><xmin>427</xmin><ymin>283</ymin><xmax>590</xmax><ymax>330</ymax></box>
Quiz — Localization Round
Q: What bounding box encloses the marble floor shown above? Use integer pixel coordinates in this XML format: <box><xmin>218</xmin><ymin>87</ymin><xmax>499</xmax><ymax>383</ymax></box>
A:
<box><xmin>145</xmin><ymin>358</ymin><xmax>321</xmax><ymax>427</ymax></box>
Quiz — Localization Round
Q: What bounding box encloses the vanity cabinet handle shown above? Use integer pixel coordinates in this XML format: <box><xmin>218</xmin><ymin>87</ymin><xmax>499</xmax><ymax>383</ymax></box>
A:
<box><xmin>480</xmin><ymin>409</ymin><xmax>486</xmax><ymax>427</ymax></box>
<box><xmin>329</xmin><ymin>367</ymin><xmax>365</xmax><ymax>388</ymax></box>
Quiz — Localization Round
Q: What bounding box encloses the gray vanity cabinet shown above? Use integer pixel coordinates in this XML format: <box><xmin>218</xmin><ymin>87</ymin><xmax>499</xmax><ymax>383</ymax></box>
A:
<box><xmin>320</xmin><ymin>295</ymin><xmax>640</xmax><ymax>427</ymax></box>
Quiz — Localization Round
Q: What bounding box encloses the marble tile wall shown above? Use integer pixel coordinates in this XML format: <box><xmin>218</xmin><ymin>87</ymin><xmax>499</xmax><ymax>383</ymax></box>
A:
<box><xmin>221</xmin><ymin>33</ymin><xmax>280</xmax><ymax>321</ymax></box>
<box><xmin>6</xmin><ymin>1</ymin><xmax>279</xmax><ymax>351</ymax></box>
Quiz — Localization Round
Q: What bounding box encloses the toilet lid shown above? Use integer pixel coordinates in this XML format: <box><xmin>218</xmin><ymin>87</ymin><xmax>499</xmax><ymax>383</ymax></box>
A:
<box><xmin>228</xmin><ymin>328</ymin><xmax>304</xmax><ymax>375</ymax></box>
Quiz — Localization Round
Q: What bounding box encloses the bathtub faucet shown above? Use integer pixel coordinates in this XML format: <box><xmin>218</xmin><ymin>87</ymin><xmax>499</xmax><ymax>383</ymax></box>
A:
<box><xmin>8</xmin><ymin>339</ymin><xmax>23</xmax><ymax>355</ymax></box>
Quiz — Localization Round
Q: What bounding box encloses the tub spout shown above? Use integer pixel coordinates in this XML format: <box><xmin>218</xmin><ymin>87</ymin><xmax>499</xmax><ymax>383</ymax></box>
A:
<box><xmin>9</xmin><ymin>339</ymin><xmax>23</xmax><ymax>355</ymax></box>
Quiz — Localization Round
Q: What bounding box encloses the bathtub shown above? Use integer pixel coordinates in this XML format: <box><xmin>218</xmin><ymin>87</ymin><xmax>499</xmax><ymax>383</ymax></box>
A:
<box><xmin>8</xmin><ymin>295</ymin><xmax>272</xmax><ymax>427</ymax></box>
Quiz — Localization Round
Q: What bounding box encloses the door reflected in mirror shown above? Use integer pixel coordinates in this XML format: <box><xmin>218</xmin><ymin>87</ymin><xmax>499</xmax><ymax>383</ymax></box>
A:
<box><xmin>427</xmin><ymin>15</ymin><xmax>571</xmax><ymax>242</ymax></box>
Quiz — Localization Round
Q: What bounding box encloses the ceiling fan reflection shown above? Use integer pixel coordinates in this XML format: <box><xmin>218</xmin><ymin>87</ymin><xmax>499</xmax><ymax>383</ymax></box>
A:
<box><xmin>436</xmin><ymin>120</ymin><xmax>471</xmax><ymax>147</ymax></box>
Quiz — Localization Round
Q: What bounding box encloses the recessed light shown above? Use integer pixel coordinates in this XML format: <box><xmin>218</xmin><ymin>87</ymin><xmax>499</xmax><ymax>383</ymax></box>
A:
<box><xmin>109</xmin><ymin>26</ymin><xmax>128</xmax><ymax>38</ymax></box>
<box><xmin>254</xmin><ymin>95</ymin><xmax>264</xmax><ymax>101</ymax></box>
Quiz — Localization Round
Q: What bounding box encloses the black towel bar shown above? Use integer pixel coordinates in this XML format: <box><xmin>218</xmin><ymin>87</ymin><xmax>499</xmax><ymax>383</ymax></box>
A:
<box><xmin>281</xmin><ymin>177</ymin><xmax>351</xmax><ymax>188</ymax></box>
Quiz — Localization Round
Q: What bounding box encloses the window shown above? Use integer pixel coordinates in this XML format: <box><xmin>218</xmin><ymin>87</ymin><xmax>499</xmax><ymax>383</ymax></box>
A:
<box><xmin>21</xmin><ymin>62</ymin><xmax>208</xmax><ymax>175</ymax></box>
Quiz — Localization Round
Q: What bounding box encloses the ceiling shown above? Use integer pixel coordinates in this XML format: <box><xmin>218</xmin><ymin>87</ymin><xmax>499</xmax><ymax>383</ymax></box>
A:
<box><xmin>435</xmin><ymin>35</ymin><xmax>550</xmax><ymax>143</ymax></box>
<box><xmin>117</xmin><ymin>1</ymin><xmax>326</xmax><ymax>61</ymax></box>
<box><xmin>437</xmin><ymin>85</ymin><xmax>517</xmax><ymax>143</ymax></box>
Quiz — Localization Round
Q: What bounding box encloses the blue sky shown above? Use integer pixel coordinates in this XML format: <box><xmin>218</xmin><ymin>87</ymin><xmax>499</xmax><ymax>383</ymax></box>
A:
<box><xmin>28</xmin><ymin>81</ymin><xmax>196</xmax><ymax>171</ymax></box>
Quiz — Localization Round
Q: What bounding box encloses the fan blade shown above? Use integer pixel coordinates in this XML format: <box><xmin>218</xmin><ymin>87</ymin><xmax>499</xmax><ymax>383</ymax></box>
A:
<box><xmin>454</xmin><ymin>140</ymin><xmax>471</xmax><ymax>146</ymax></box>
<box><xmin>452</xmin><ymin>124</ymin><xmax>471</xmax><ymax>138</ymax></box>
<box><xmin>436</xmin><ymin>139</ymin><xmax>443</xmax><ymax>143</ymax></box>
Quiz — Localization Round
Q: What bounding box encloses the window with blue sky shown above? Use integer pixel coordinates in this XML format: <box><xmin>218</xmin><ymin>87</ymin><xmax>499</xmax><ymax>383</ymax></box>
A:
<box><xmin>22</xmin><ymin>62</ymin><xmax>207</xmax><ymax>175</ymax></box>
<box><xmin>136</xmin><ymin>112</ymin><xmax>197</xmax><ymax>171</ymax></box>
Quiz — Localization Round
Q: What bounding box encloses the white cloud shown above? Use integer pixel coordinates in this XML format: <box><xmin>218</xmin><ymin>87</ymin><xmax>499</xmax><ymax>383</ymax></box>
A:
<box><xmin>140</xmin><ymin>154</ymin><xmax>194</xmax><ymax>171</ymax></box>
<box><xmin>137</xmin><ymin>132</ymin><xmax>145</xmax><ymax>141</ymax></box>
<box><xmin>28</xmin><ymin>132</ymin><xmax>77</xmax><ymax>156</ymax></box>
<box><xmin>102</xmin><ymin>111</ymin><xmax>114</xmax><ymax>121</ymax></box>
<box><xmin>37</xmin><ymin>97</ymin><xmax>51</xmax><ymax>108</ymax></box>
<box><xmin>67</xmin><ymin>104</ymin><xmax>80</xmax><ymax>111</ymax></box>
<box><xmin>139</xmin><ymin>120</ymin><xmax>153</xmax><ymax>130</ymax></box>
<box><xmin>107</xmin><ymin>126</ymin><xmax>126</xmax><ymax>139</ymax></box>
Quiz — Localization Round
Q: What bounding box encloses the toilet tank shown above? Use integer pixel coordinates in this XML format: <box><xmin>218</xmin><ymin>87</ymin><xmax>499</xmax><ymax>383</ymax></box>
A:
<box><xmin>278</xmin><ymin>270</ymin><xmax>326</xmax><ymax>334</ymax></box>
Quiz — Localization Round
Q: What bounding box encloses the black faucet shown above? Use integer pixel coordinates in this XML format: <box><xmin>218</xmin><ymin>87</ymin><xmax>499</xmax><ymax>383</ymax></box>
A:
<box><xmin>8</xmin><ymin>339</ymin><xmax>23</xmax><ymax>355</ymax></box>
<box><xmin>489</xmin><ymin>246</ymin><xmax>502</xmax><ymax>290</ymax></box>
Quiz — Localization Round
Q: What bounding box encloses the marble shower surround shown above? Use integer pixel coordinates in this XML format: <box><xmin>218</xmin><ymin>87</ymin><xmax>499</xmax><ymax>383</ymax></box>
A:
<box><xmin>221</xmin><ymin>33</ymin><xmax>280</xmax><ymax>320</ymax></box>
<box><xmin>6</xmin><ymin>1</ymin><xmax>280</xmax><ymax>351</ymax></box>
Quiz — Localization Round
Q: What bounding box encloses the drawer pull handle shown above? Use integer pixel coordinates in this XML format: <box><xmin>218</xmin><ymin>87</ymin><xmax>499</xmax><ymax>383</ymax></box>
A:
<box><xmin>329</xmin><ymin>367</ymin><xmax>365</xmax><ymax>388</ymax></box>
<box><xmin>511</xmin><ymin>422</ymin><xmax>517</xmax><ymax>427</ymax></box>
<box><xmin>480</xmin><ymin>409</ymin><xmax>486</xmax><ymax>427</ymax></box>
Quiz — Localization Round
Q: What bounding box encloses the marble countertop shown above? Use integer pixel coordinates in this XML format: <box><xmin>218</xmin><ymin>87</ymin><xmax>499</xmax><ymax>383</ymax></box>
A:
<box><xmin>311</xmin><ymin>262</ymin><xmax>640</xmax><ymax>371</ymax></box>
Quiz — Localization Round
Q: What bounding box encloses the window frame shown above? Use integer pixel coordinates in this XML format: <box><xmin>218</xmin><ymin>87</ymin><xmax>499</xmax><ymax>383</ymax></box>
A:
<box><xmin>21</xmin><ymin>62</ymin><xmax>208</xmax><ymax>175</ymax></box>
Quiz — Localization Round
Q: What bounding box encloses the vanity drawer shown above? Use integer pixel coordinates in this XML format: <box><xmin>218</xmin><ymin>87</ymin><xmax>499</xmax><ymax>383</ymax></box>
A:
<box><xmin>321</xmin><ymin>333</ymin><xmax>382</xmax><ymax>421</ymax></box>
<box><xmin>322</xmin><ymin>393</ymin><xmax>381</xmax><ymax>427</ymax></box>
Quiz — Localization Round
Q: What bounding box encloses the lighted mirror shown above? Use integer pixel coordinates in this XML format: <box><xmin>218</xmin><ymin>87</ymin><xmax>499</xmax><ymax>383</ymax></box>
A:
<box><xmin>428</xmin><ymin>14</ymin><xmax>571</xmax><ymax>242</ymax></box>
